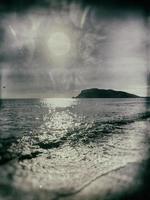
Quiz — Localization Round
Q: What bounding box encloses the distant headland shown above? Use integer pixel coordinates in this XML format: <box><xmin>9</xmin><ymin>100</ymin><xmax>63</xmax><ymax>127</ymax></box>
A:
<box><xmin>74</xmin><ymin>88</ymin><xmax>140</xmax><ymax>98</ymax></box>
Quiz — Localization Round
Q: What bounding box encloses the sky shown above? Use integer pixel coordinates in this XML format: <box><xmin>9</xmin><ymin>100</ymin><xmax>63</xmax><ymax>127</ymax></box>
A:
<box><xmin>0</xmin><ymin>0</ymin><xmax>149</xmax><ymax>98</ymax></box>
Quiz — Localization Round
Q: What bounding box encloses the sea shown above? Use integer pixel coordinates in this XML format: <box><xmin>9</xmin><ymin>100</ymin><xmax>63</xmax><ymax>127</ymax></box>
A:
<box><xmin>0</xmin><ymin>98</ymin><xmax>150</xmax><ymax>199</ymax></box>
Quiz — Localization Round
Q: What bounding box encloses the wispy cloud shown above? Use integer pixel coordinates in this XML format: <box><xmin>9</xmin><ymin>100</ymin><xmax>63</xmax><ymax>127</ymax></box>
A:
<box><xmin>0</xmin><ymin>1</ymin><xmax>147</xmax><ymax>98</ymax></box>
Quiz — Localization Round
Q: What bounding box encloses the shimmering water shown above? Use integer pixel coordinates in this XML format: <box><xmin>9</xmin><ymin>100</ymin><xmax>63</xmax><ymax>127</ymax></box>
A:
<box><xmin>0</xmin><ymin>98</ymin><xmax>149</xmax><ymax>199</ymax></box>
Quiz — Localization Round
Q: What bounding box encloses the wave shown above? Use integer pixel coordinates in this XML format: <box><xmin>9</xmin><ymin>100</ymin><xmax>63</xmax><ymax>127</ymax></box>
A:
<box><xmin>36</xmin><ymin>111</ymin><xmax>150</xmax><ymax>149</ymax></box>
<box><xmin>0</xmin><ymin>111</ymin><xmax>149</xmax><ymax>165</ymax></box>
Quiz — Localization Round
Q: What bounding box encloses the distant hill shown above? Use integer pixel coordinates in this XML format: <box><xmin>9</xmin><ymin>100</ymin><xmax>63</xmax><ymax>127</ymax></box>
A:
<box><xmin>75</xmin><ymin>88</ymin><xmax>140</xmax><ymax>98</ymax></box>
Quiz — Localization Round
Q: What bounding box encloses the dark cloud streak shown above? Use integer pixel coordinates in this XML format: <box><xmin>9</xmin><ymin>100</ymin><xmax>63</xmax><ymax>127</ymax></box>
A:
<box><xmin>0</xmin><ymin>0</ymin><xmax>149</xmax><ymax>12</ymax></box>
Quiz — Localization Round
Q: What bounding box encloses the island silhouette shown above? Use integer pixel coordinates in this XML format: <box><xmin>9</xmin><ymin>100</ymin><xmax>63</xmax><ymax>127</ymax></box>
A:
<box><xmin>75</xmin><ymin>88</ymin><xmax>140</xmax><ymax>98</ymax></box>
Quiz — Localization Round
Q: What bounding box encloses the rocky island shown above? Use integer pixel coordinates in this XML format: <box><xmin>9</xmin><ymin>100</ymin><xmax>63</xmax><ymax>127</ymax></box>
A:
<box><xmin>75</xmin><ymin>88</ymin><xmax>140</xmax><ymax>98</ymax></box>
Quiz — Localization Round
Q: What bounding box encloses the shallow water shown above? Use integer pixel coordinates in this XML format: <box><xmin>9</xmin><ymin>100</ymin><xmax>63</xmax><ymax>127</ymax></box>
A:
<box><xmin>0</xmin><ymin>98</ymin><xmax>149</xmax><ymax>199</ymax></box>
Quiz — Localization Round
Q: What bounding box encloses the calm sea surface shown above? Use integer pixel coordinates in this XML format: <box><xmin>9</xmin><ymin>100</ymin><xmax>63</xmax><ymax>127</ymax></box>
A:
<box><xmin>0</xmin><ymin>98</ymin><xmax>149</xmax><ymax>199</ymax></box>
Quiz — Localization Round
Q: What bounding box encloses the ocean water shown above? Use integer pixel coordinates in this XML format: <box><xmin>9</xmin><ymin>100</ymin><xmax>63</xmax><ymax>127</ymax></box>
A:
<box><xmin>0</xmin><ymin>98</ymin><xmax>150</xmax><ymax>199</ymax></box>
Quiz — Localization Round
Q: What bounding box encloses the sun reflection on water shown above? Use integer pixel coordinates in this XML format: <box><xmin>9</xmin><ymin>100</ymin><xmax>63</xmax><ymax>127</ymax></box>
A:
<box><xmin>37</xmin><ymin>99</ymin><xmax>78</xmax><ymax>140</ymax></box>
<box><xmin>41</xmin><ymin>98</ymin><xmax>78</xmax><ymax>108</ymax></box>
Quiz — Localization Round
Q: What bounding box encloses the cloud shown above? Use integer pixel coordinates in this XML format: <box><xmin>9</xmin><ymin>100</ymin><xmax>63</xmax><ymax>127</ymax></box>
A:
<box><xmin>0</xmin><ymin>1</ymin><xmax>148</xmax><ymax>98</ymax></box>
<box><xmin>0</xmin><ymin>0</ymin><xmax>148</xmax><ymax>13</ymax></box>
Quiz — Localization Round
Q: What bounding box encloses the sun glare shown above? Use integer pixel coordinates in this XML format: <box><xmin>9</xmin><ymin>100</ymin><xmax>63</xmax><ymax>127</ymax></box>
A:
<box><xmin>48</xmin><ymin>32</ymin><xmax>71</xmax><ymax>57</ymax></box>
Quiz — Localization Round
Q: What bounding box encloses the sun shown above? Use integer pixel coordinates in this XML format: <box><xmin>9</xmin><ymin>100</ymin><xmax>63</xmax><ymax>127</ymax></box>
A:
<box><xmin>48</xmin><ymin>32</ymin><xmax>71</xmax><ymax>57</ymax></box>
